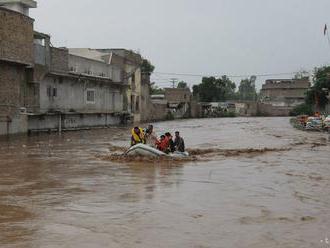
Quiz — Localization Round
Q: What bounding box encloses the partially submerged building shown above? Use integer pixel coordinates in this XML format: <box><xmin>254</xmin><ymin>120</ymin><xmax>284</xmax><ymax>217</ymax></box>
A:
<box><xmin>0</xmin><ymin>0</ymin><xmax>152</xmax><ymax>135</ymax></box>
<box><xmin>0</xmin><ymin>0</ymin><xmax>36</xmax><ymax>135</ymax></box>
<box><xmin>259</xmin><ymin>79</ymin><xmax>310</xmax><ymax>116</ymax></box>
<box><xmin>69</xmin><ymin>48</ymin><xmax>152</xmax><ymax>123</ymax></box>
<box><xmin>164</xmin><ymin>88</ymin><xmax>192</xmax><ymax>118</ymax></box>
<box><xmin>28</xmin><ymin>38</ymin><xmax>128</xmax><ymax>132</ymax></box>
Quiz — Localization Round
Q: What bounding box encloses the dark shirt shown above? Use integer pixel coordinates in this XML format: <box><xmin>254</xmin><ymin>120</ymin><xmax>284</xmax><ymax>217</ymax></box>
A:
<box><xmin>174</xmin><ymin>137</ymin><xmax>185</xmax><ymax>152</ymax></box>
<box><xmin>168</xmin><ymin>139</ymin><xmax>175</xmax><ymax>153</ymax></box>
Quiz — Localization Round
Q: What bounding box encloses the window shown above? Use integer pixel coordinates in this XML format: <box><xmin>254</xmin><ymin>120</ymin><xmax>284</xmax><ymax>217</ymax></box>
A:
<box><xmin>47</xmin><ymin>86</ymin><xmax>51</xmax><ymax>97</ymax></box>
<box><xmin>112</xmin><ymin>92</ymin><xmax>116</xmax><ymax>111</ymax></box>
<box><xmin>131</xmin><ymin>72</ymin><xmax>135</xmax><ymax>84</ymax></box>
<box><xmin>86</xmin><ymin>89</ymin><xmax>95</xmax><ymax>104</ymax></box>
<box><xmin>135</xmin><ymin>96</ymin><xmax>140</xmax><ymax>112</ymax></box>
<box><xmin>53</xmin><ymin>88</ymin><xmax>57</xmax><ymax>97</ymax></box>
<box><xmin>131</xmin><ymin>95</ymin><xmax>135</xmax><ymax>112</ymax></box>
<box><xmin>47</xmin><ymin>86</ymin><xmax>57</xmax><ymax>97</ymax></box>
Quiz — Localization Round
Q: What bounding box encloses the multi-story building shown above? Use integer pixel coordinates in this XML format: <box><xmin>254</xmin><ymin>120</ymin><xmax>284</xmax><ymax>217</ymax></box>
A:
<box><xmin>69</xmin><ymin>48</ymin><xmax>152</xmax><ymax>123</ymax></box>
<box><xmin>29</xmin><ymin>37</ymin><xmax>128</xmax><ymax>132</ymax></box>
<box><xmin>0</xmin><ymin>0</ymin><xmax>144</xmax><ymax>135</ymax></box>
<box><xmin>259</xmin><ymin>79</ymin><xmax>311</xmax><ymax>116</ymax></box>
<box><xmin>0</xmin><ymin>0</ymin><xmax>36</xmax><ymax>135</ymax></box>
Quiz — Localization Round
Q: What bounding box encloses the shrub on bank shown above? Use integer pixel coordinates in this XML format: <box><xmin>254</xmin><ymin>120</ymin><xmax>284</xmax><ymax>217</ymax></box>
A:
<box><xmin>290</xmin><ymin>103</ymin><xmax>313</xmax><ymax>116</ymax></box>
<box><xmin>166</xmin><ymin>111</ymin><xmax>174</xmax><ymax>120</ymax></box>
<box><xmin>222</xmin><ymin>112</ymin><xmax>237</xmax><ymax>118</ymax></box>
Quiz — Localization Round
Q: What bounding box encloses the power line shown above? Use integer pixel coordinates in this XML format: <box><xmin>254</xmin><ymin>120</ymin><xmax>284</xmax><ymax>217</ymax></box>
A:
<box><xmin>154</xmin><ymin>71</ymin><xmax>309</xmax><ymax>78</ymax></box>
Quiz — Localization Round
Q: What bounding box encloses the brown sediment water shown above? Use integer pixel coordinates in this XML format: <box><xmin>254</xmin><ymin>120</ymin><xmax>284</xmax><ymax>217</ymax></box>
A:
<box><xmin>0</xmin><ymin>117</ymin><xmax>329</xmax><ymax>248</ymax></box>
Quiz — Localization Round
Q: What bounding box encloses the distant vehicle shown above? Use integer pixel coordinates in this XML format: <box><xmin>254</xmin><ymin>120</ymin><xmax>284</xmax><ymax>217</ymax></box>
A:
<box><xmin>218</xmin><ymin>102</ymin><xmax>236</xmax><ymax>112</ymax></box>
<box><xmin>324</xmin><ymin>115</ymin><xmax>330</xmax><ymax>131</ymax></box>
<box><xmin>305</xmin><ymin>117</ymin><xmax>323</xmax><ymax>130</ymax></box>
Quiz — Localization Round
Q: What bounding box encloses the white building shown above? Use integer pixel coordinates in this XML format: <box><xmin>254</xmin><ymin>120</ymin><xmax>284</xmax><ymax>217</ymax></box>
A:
<box><xmin>0</xmin><ymin>0</ymin><xmax>36</xmax><ymax>16</ymax></box>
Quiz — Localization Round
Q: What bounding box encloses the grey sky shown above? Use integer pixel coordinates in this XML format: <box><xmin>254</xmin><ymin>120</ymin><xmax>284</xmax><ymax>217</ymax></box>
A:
<box><xmin>31</xmin><ymin>0</ymin><xmax>330</xmax><ymax>89</ymax></box>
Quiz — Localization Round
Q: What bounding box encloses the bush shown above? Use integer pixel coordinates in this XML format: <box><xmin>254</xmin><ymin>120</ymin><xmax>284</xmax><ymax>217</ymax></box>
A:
<box><xmin>166</xmin><ymin>111</ymin><xmax>174</xmax><ymax>120</ymax></box>
<box><xmin>222</xmin><ymin>111</ymin><xmax>237</xmax><ymax>118</ymax></box>
<box><xmin>290</xmin><ymin>103</ymin><xmax>313</xmax><ymax>116</ymax></box>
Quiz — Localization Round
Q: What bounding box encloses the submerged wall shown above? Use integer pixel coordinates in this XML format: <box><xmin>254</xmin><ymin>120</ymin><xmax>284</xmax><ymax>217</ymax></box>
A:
<box><xmin>28</xmin><ymin>113</ymin><xmax>121</xmax><ymax>132</ymax></box>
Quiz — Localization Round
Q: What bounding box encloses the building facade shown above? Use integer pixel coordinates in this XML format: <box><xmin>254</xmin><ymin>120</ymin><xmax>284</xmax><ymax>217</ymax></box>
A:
<box><xmin>28</xmin><ymin>38</ymin><xmax>128</xmax><ymax>132</ymax></box>
<box><xmin>0</xmin><ymin>1</ymin><xmax>36</xmax><ymax>135</ymax></box>
<box><xmin>0</xmin><ymin>1</ymin><xmax>143</xmax><ymax>135</ymax></box>
<box><xmin>259</xmin><ymin>79</ymin><xmax>311</xmax><ymax>116</ymax></box>
<box><xmin>164</xmin><ymin>88</ymin><xmax>192</xmax><ymax>119</ymax></box>
<box><xmin>69</xmin><ymin>48</ymin><xmax>152</xmax><ymax>123</ymax></box>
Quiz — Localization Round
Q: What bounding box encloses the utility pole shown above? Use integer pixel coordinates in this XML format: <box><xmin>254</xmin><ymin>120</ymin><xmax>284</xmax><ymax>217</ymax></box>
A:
<box><xmin>170</xmin><ymin>78</ymin><xmax>178</xmax><ymax>88</ymax></box>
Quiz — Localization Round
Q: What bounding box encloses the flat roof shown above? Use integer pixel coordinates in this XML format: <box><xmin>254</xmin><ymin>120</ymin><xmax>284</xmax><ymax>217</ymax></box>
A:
<box><xmin>0</xmin><ymin>0</ymin><xmax>37</xmax><ymax>8</ymax></box>
<box><xmin>34</xmin><ymin>31</ymin><xmax>50</xmax><ymax>39</ymax></box>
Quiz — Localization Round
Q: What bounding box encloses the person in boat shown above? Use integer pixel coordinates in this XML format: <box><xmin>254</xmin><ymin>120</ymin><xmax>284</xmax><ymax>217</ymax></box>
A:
<box><xmin>165</xmin><ymin>132</ymin><xmax>175</xmax><ymax>153</ymax></box>
<box><xmin>174</xmin><ymin>131</ymin><xmax>185</xmax><ymax>152</ymax></box>
<box><xmin>131</xmin><ymin>127</ymin><xmax>146</xmax><ymax>146</ymax></box>
<box><xmin>144</xmin><ymin>124</ymin><xmax>158</xmax><ymax>147</ymax></box>
<box><xmin>156</xmin><ymin>135</ymin><xmax>167</xmax><ymax>152</ymax></box>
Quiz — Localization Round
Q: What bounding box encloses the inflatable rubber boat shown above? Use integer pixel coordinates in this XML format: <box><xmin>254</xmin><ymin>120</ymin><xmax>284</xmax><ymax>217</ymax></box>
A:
<box><xmin>125</xmin><ymin>144</ymin><xmax>189</xmax><ymax>158</ymax></box>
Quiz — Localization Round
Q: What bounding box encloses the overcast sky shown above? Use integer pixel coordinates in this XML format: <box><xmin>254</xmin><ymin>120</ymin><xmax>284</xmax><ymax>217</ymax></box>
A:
<box><xmin>31</xmin><ymin>0</ymin><xmax>330</xmax><ymax>89</ymax></box>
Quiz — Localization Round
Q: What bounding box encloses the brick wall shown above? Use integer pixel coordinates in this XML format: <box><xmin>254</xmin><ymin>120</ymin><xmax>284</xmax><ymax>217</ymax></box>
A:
<box><xmin>261</xmin><ymin>88</ymin><xmax>308</xmax><ymax>100</ymax></box>
<box><xmin>50</xmin><ymin>47</ymin><xmax>69</xmax><ymax>73</ymax></box>
<box><xmin>148</xmin><ymin>102</ymin><xmax>168</xmax><ymax>121</ymax></box>
<box><xmin>257</xmin><ymin>103</ymin><xmax>291</xmax><ymax>116</ymax></box>
<box><xmin>164</xmin><ymin>88</ymin><xmax>192</xmax><ymax>103</ymax></box>
<box><xmin>0</xmin><ymin>7</ymin><xmax>34</xmax><ymax>65</ymax></box>
<box><xmin>0</xmin><ymin>62</ymin><xmax>26</xmax><ymax>117</ymax></box>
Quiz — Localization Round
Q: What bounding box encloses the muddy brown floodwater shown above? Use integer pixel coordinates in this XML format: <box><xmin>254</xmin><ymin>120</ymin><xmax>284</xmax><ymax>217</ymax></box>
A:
<box><xmin>0</xmin><ymin>117</ymin><xmax>329</xmax><ymax>248</ymax></box>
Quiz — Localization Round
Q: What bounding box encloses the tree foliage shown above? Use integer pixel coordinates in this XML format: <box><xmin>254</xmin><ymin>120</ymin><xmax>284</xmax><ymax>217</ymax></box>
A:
<box><xmin>177</xmin><ymin>81</ymin><xmax>188</xmax><ymax>89</ymax></box>
<box><xmin>305</xmin><ymin>66</ymin><xmax>330</xmax><ymax>109</ymax></box>
<box><xmin>150</xmin><ymin>83</ymin><xmax>165</xmax><ymax>95</ymax></box>
<box><xmin>141</xmin><ymin>59</ymin><xmax>155</xmax><ymax>75</ymax></box>
<box><xmin>289</xmin><ymin>103</ymin><xmax>313</xmax><ymax>116</ymax></box>
<box><xmin>238</xmin><ymin>77</ymin><xmax>257</xmax><ymax>101</ymax></box>
<box><xmin>192</xmin><ymin>76</ymin><xmax>236</xmax><ymax>102</ymax></box>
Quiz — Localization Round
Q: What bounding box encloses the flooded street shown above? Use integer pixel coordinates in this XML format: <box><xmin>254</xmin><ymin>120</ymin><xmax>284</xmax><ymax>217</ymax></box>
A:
<box><xmin>0</xmin><ymin>117</ymin><xmax>329</xmax><ymax>248</ymax></box>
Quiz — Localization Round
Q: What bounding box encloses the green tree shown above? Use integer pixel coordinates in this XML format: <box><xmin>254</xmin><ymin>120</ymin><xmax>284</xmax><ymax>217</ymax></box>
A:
<box><xmin>305</xmin><ymin>66</ymin><xmax>330</xmax><ymax>109</ymax></box>
<box><xmin>150</xmin><ymin>83</ymin><xmax>165</xmax><ymax>95</ymax></box>
<box><xmin>141</xmin><ymin>59</ymin><xmax>155</xmax><ymax>75</ymax></box>
<box><xmin>192</xmin><ymin>76</ymin><xmax>236</xmax><ymax>102</ymax></box>
<box><xmin>177</xmin><ymin>81</ymin><xmax>188</xmax><ymax>89</ymax></box>
<box><xmin>238</xmin><ymin>77</ymin><xmax>257</xmax><ymax>101</ymax></box>
<box><xmin>221</xmin><ymin>75</ymin><xmax>236</xmax><ymax>100</ymax></box>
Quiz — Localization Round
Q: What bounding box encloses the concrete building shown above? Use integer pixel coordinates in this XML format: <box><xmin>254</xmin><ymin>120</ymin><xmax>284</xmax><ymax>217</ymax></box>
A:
<box><xmin>164</xmin><ymin>88</ymin><xmax>192</xmax><ymax>119</ymax></box>
<box><xmin>0</xmin><ymin>0</ymin><xmax>36</xmax><ymax>15</ymax></box>
<box><xmin>0</xmin><ymin>1</ymin><xmax>36</xmax><ymax>135</ymax></box>
<box><xmin>69</xmin><ymin>48</ymin><xmax>152</xmax><ymax>123</ymax></box>
<box><xmin>0</xmin><ymin>1</ymin><xmax>132</xmax><ymax>135</ymax></box>
<box><xmin>234</xmin><ymin>101</ymin><xmax>258</xmax><ymax>116</ymax></box>
<box><xmin>259</xmin><ymin>79</ymin><xmax>311</xmax><ymax>116</ymax></box>
<box><xmin>149</xmin><ymin>88</ymin><xmax>198</xmax><ymax>120</ymax></box>
<box><xmin>28</xmin><ymin>37</ymin><xmax>129</xmax><ymax>132</ymax></box>
<box><xmin>1</xmin><ymin>1</ymin><xmax>154</xmax><ymax>136</ymax></box>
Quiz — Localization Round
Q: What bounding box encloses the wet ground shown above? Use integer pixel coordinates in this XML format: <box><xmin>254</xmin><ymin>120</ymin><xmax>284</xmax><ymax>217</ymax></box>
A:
<box><xmin>0</xmin><ymin>117</ymin><xmax>329</xmax><ymax>248</ymax></box>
